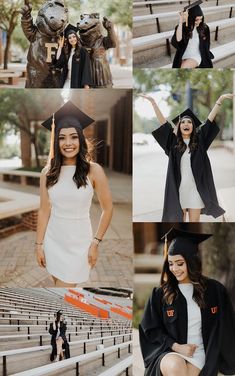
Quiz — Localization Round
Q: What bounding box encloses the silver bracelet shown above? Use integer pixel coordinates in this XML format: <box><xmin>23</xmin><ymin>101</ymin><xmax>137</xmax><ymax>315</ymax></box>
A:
<box><xmin>93</xmin><ymin>237</ymin><xmax>102</xmax><ymax>245</ymax></box>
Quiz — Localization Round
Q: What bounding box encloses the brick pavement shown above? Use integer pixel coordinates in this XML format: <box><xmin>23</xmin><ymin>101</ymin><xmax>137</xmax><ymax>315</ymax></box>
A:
<box><xmin>0</xmin><ymin>202</ymin><xmax>133</xmax><ymax>288</ymax></box>
<box><xmin>0</xmin><ymin>169</ymin><xmax>132</xmax><ymax>287</ymax></box>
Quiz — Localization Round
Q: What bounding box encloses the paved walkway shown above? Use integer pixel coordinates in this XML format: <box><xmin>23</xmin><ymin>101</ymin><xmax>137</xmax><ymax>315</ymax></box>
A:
<box><xmin>0</xmin><ymin>63</ymin><xmax>132</xmax><ymax>89</ymax></box>
<box><xmin>0</xmin><ymin>203</ymin><xmax>132</xmax><ymax>288</ymax></box>
<box><xmin>0</xmin><ymin>170</ymin><xmax>132</xmax><ymax>288</ymax></box>
<box><xmin>133</xmin><ymin>142</ymin><xmax>235</xmax><ymax>222</ymax></box>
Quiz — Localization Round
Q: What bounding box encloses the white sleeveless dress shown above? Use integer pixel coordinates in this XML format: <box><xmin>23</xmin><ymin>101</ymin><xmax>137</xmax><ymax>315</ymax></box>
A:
<box><xmin>168</xmin><ymin>283</ymin><xmax>206</xmax><ymax>370</ymax></box>
<box><xmin>182</xmin><ymin>28</ymin><xmax>201</xmax><ymax>66</ymax></box>
<box><xmin>179</xmin><ymin>139</ymin><xmax>204</xmax><ymax>209</ymax></box>
<box><xmin>44</xmin><ymin>165</ymin><xmax>93</xmax><ymax>283</ymax></box>
<box><xmin>63</xmin><ymin>47</ymin><xmax>75</xmax><ymax>89</ymax></box>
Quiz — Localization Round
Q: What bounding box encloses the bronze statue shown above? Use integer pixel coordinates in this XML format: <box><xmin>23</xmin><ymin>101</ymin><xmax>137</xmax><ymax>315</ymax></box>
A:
<box><xmin>20</xmin><ymin>0</ymin><xmax>68</xmax><ymax>88</ymax></box>
<box><xmin>77</xmin><ymin>13</ymin><xmax>116</xmax><ymax>88</ymax></box>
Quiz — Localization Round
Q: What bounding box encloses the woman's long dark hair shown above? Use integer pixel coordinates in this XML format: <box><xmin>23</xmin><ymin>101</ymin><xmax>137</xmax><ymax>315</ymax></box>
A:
<box><xmin>160</xmin><ymin>253</ymin><xmax>207</xmax><ymax>308</ymax></box>
<box><xmin>55</xmin><ymin>311</ymin><xmax>63</xmax><ymax>326</ymax></box>
<box><xmin>46</xmin><ymin>124</ymin><xmax>93</xmax><ymax>189</ymax></box>
<box><xmin>183</xmin><ymin>16</ymin><xmax>208</xmax><ymax>40</ymax></box>
<box><xmin>176</xmin><ymin>116</ymin><xmax>198</xmax><ymax>153</ymax></box>
<box><xmin>64</xmin><ymin>32</ymin><xmax>82</xmax><ymax>59</ymax></box>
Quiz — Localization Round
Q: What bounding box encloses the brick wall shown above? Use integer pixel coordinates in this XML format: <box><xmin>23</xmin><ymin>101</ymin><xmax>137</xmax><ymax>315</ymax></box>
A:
<box><xmin>0</xmin><ymin>223</ymin><xmax>25</xmax><ymax>238</ymax></box>
<box><xmin>22</xmin><ymin>210</ymin><xmax>38</xmax><ymax>231</ymax></box>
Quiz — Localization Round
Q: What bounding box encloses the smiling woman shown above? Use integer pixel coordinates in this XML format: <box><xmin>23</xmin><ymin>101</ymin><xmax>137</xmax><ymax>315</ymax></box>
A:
<box><xmin>35</xmin><ymin>100</ymin><xmax>113</xmax><ymax>288</ymax></box>
<box><xmin>54</xmin><ymin>24</ymin><xmax>93</xmax><ymax>89</ymax></box>
<box><xmin>139</xmin><ymin>93</ymin><xmax>234</xmax><ymax>222</ymax></box>
<box><xmin>171</xmin><ymin>3</ymin><xmax>213</xmax><ymax>68</ymax></box>
<box><xmin>139</xmin><ymin>227</ymin><xmax>235</xmax><ymax>376</ymax></box>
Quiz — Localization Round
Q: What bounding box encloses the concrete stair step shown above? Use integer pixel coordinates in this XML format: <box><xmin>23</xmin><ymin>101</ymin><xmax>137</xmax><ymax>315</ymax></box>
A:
<box><xmin>134</xmin><ymin>7</ymin><xmax>235</xmax><ymax>37</ymax></box>
<box><xmin>1</xmin><ymin>341</ymin><xmax>128</xmax><ymax>374</ymax></box>
<box><xmin>133</xmin><ymin>0</ymin><xmax>232</xmax><ymax>16</ymax></box>
<box><xmin>134</xmin><ymin>29</ymin><xmax>235</xmax><ymax>66</ymax></box>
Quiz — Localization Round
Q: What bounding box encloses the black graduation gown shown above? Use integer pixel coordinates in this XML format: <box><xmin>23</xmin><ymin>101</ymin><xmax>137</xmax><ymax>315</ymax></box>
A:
<box><xmin>171</xmin><ymin>24</ymin><xmax>214</xmax><ymax>68</ymax></box>
<box><xmin>139</xmin><ymin>278</ymin><xmax>235</xmax><ymax>376</ymax></box>
<box><xmin>49</xmin><ymin>322</ymin><xmax>70</xmax><ymax>361</ymax></box>
<box><xmin>55</xmin><ymin>47</ymin><xmax>93</xmax><ymax>88</ymax></box>
<box><xmin>152</xmin><ymin>119</ymin><xmax>225</xmax><ymax>221</ymax></box>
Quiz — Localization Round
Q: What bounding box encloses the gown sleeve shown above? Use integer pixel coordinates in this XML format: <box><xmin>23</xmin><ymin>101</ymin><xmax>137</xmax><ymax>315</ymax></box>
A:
<box><xmin>60</xmin><ymin>323</ymin><xmax>67</xmax><ymax>336</ymax></box>
<box><xmin>53</xmin><ymin>49</ymin><xmax>67</xmax><ymax>69</ymax></box>
<box><xmin>218</xmin><ymin>285</ymin><xmax>235</xmax><ymax>374</ymax></box>
<box><xmin>171</xmin><ymin>25</ymin><xmax>188</xmax><ymax>49</ymax></box>
<box><xmin>152</xmin><ymin>121</ymin><xmax>175</xmax><ymax>156</ymax></box>
<box><xmin>205</xmin><ymin>26</ymin><xmax>214</xmax><ymax>59</ymax></box>
<box><xmin>49</xmin><ymin>323</ymin><xmax>56</xmax><ymax>335</ymax></box>
<box><xmin>80</xmin><ymin>48</ymin><xmax>93</xmax><ymax>87</ymax></box>
<box><xmin>139</xmin><ymin>287</ymin><xmax>175</xmax><ymax>368</ymax></box>
<box><xmin>199</xmin><ymin>119</ymin><xmax>220</xmax><ymax>150</ymax></box>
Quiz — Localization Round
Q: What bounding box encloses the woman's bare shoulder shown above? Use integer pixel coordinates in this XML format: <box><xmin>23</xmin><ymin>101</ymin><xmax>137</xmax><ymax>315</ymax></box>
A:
<box><xmin>89</xmin><ymin>162</ymin><xmax>105</xmax><ymax>175</ymax></box>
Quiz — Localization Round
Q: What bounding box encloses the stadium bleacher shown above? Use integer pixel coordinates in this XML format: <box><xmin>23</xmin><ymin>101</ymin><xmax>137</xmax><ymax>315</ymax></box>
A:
<box><xmin>0</xmin><ymin>288</ymin><xmax>133</xmax><ymax>375</ymax></box>
<box><xmin>133</xmin><ymin>0</ymin><xmax>235</xmax><ymax>67</ymax></box>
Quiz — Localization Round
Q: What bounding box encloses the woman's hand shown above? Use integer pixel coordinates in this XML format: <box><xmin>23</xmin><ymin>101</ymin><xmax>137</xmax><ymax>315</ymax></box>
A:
<box><xmin>217</xmin><ymin>93</ymin><xmax>235</xmax><ymax>104</ymax></box>
<box><xmin>88</xmin><ymin>242</ymin><xmax>99</xmax><ymax>268</ymax></box>
<box><xmin>35</xmin><ymin>245</ymin><xmax>46</xmax><ymax>268</ymax></box>
<box><xmin>58</xmin><ymin>36</ymin><xmax>65</xmax><ymax>49</ymax></box>
<box><xmin>172</xmin><ymin>343</ymin><xmax>198</xmax><ymax>357</ymax></box>
<box><xmin>179</xmin><ymin>10</ymin><xmax>188</xmax><ymax>24</ymax></box>
<box><xmin>208</xmin><ymin>93</ymin><xmax>234</xmax><ymax>122</ymax></box>
<box><xmin>139</xmin><ymin>93</ymin><xmax>155</xmax><ymax>103</ymax></box>
<box><xmin>138</xmin><ymin>93</ymin><xmax>167</xmax><ymax>125</ymax></box>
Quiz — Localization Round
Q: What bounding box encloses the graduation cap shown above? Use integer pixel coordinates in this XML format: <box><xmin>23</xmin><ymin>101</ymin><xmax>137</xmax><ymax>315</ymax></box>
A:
<box><xmin>172</xmin><ymin>108</ymin><xmax>202</xmax><ymax>128</ymax></box>
<box><xmin>41</xmin><ymin>100</ymin><xmax>94</xmax><ymax>161</ymax></box>
<box><xmin>184</xmin><ymin>0</ymin><xmax>203</xmax><ymax>13</ymax></box>
<box><xmin>183</xmin><ymin>1</ymin><xmax>203</xmax><ymax>26</ymax></box>
<box><xmin>161</xmin><ymin>227</ymin><xmax>212</xmax><ymax>259</ymax></box>
<box><xmin>64</xmin><ymin>24</ymin><xmax>78</xmax><ymax>38</ymax></box>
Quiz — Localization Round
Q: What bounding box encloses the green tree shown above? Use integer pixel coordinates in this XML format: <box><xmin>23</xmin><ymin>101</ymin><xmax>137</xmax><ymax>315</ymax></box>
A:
<box><xmin>202</xmin><ymin>223</ymin><xmax>235</xmax><ymax>307</ymax></box>
<box><xmin>0</xmin><ymin>0</ymin><xmax>42</xmax><ymax>68</ymax></box>
<box><xmin>134</xmin><ymin>69</ymin><xmax>233</xmax><ymax>139</ymax></box>
<box><xmin>80</xmin><ymin>0</ymin><xmax>132</xmax><ymax>28</ymax></box>
<box><xmin>0</xmin><ymin>89</ymin><xmax>61</xmax><ymax>167</ymax></box>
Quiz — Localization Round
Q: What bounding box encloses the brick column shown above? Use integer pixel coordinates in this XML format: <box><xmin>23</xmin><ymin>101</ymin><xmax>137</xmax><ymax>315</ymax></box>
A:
<box><xmin>22</xmin><ymin>210</ymin><xmax>38</xmax><ymax>231</ymax></box>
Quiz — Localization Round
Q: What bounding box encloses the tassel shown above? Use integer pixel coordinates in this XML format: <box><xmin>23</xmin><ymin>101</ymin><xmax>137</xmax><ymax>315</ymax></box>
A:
<box><xmin>164</xmin><ymin>235</ymin><xmax>168</xmax><ymax>259</ymax></box>
<box><xmin>48</xmin><ymin>113</ymin><xmax>55</xmax><ymax>164</ymax></box>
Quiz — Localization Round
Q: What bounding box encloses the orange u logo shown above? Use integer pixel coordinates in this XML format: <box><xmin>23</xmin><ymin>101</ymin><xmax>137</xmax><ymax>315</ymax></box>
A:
<box><xmin>211</xmin><ymin>306</ymin><xmax>218</xmax><ymax>314</ymax></box>
<box><xmin>167</xmin><ymin>309</ymin><xmax>174</xmax><ymax>317</ymax></box>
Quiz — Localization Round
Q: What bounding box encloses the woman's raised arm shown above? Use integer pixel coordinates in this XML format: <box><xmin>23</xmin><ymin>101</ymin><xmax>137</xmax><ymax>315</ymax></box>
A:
<box><xmin>207</xmin><ymin>93</ymin><xmax>234</xmax><ymax>122</ymax></box>
<box><xmin>139</xmin><ymin>94</ymin><xmax>167</xmax><ymax>125</ymax></box>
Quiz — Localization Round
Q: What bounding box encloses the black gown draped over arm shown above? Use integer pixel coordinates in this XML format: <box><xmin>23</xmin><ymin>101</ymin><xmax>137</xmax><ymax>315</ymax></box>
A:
<box><xmin>54</xmin><ymin>47</ymin><xmax>93</xmax><ymax>88</ymax></box>
<box><xmin>139</xmin><ymin>279</ymin><xmax>235</xmax><ymax>376</ymax></box>
<box><xmin>139</xmin><ymin>287</ymin><xmax>176</xmax><ymax>376</ymax></box>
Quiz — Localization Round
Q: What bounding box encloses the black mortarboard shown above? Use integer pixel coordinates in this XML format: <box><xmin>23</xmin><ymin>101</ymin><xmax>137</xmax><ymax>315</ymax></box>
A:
<box><xmin>172</xmin><ymin>108</ymin><xmax>202</xmax><ymax>128</ymax></box>
<box><xmin>184</xmin><ymin>0</ymin><xmax>204</xmax><ymax>24</ymax></box>
<box><xmin>161</xmin><ymin>227</ymin><xmax>212</xmax><ymax>258</ymax></box>
<box><xmin>184</xmin><ymin>0</ymin><xmax>203</xmax><ymax>12</ymax></box>
<box><xmin>41</xmin><ymin>101</ymin><xmax>94</xmax><ymax>161</ymax></box>
<box><xmin>41</xmin><ymin>101</ymin><xmax>94</xmax><ymax>132</ymax></box>
<box><xmin>64</xmin><ymin>24</ymin><xmax>78</xmax><ymax>38</ymax></box>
